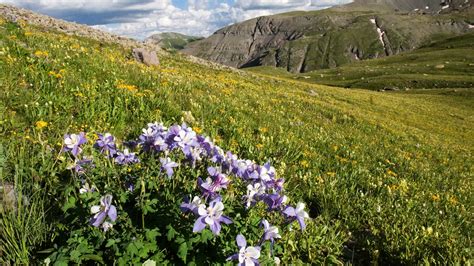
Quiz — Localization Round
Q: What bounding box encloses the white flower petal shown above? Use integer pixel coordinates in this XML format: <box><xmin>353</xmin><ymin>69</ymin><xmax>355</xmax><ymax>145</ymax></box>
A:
<box><xmin>197</xmin><ymin>205</ymin><xmax>207</xmax><ymax>216</ymax></box>
<box><xmin>204</xmin><ymin>216</ymin><xmax>214</xmax><ymax>225</ymax></box>
<box><xmin>214</xmin><ymin>202</ymin><xmax>224</xmax><ymax>212</ymax></box>
<box><xmin>91</xmin><ymin>205</ymin><xmax>100</xmax><ymax>214</ymax></box>
<box><xmin>245</xmin><ymin>247</ymin><xmax>260</xmax><ymax>259</ymax></box>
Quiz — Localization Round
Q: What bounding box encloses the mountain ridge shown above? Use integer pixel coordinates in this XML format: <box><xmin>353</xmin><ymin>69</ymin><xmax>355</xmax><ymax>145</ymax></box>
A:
<box><xmin>182</xmin><ymin>1</ymin><xmax>473</xmax><ymax>73</ymax></box>
<box><xmin>145</xmin><ymin>32</ymin><xmax>203</xmax><ymax>50</ymax></box>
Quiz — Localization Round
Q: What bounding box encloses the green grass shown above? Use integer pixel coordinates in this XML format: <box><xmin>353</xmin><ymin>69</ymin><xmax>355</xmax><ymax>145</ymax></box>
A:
<box><xmin>0</xmin><ymin>18</ymin><xmax>473</xmax><ymax>264</ymax></box>
<box><xmin>248</xmin><ymin>32</ymin><xmax>474</xmax><ymax>90</ymax></box>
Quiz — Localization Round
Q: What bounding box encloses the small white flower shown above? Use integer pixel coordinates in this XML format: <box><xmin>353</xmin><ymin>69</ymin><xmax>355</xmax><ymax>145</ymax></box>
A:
<box><xmin>238</xmin><ymin>246</ymin><xmax>260</xmax><ymax>266</ymax></box>
<box><xmin>64</xmin><ymin>134</ymin><xmax>81</xmax><ymax>149</ymax></box>
<box><xmin>198</xmin><ymin>201</ymin><xmax>224</xmax><ymax>226</ymax></box>
<box><xmin>295</xmin><ymin>202</ymin><xmax>310</xmax><ymax>219</ymax></box>
<box><xmin>102</xmin><ymin>221</ymin><xmax>113</xmax><ymax>232</ymax></box>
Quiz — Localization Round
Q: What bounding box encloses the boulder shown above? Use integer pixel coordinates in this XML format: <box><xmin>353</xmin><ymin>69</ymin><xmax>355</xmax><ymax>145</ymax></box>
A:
<box><xmin>0</xmin><ymin>183</ymin><xmax>16</xmax><ymax>212</ymax></box>
<box><xmin>132</xmin><ymin>48</ymin><xmax>160</xmax><ymax>66</ymax></box>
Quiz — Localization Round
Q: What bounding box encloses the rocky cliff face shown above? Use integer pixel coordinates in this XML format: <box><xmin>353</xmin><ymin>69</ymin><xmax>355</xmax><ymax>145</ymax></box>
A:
<box><xmin>182</xmin><ymin>2</ymin><xmax>473</xmax><ymax>73</ymax></box>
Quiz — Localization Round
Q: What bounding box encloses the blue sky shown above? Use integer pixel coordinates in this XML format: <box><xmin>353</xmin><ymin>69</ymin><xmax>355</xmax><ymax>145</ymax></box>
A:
<box><xmin>0</xmin><ymin>0</ymin><xmax>353</xmax><ymax>39</ymax></box>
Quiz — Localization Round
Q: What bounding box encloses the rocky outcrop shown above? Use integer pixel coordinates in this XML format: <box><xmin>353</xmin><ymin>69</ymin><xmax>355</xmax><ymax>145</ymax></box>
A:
<box><xmin>182</xmin><ymin>3</ymin><xmax>473</xmax><ymax>73</ymax></box>
<box><xmin>0</xmin><ymin>4</ymin><xmax>162</xmax><ymax>51</ymax></box>
<box><xmin>132</xmin><ymin>48</ymin><xmax>160</xmax><ymax>66</ymax></box>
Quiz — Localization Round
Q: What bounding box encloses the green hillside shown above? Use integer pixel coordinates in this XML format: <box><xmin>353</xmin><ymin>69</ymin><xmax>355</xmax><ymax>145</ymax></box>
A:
<box><xmin>0</xmin><ymin>17</ymin><xmax>472</xmax><ymax>265</ymax></box>
<box><xmin>248</xmin><ymin>32</ymin><xmax>474</xmax><ymax>90</ymax></box>
<box><xmin>145</xmin><ymin>32</ymin><xmax>203</xmax><ymax>50</ymax></box>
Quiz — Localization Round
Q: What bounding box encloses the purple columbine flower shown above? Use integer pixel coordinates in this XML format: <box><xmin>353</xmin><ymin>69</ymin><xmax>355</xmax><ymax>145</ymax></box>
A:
<box><xmin>160</xmin><ymin>157</ymin><xmax>178</xmax><ymax>178</ymax></box>
<box><xmin>79</xmin><ymin>182</ymin><xmax>96</xmax><ymax>194</ymax></box>
<box><xmin>63</xmin><ymin>132</ymin><xmax>87</xmax><ymax>157</ymax></box>
<box><xmin>232</xmin><ymin>159</ymin><xmax>254</xmax><ymax>179</ymax></box>
<box><xmin>210</xmin><ymin>146</ymin><xmax>225</xmax><ymax>164</ymax></box>
<box><xmin>94</xmin><ymin>133</ymin><xmax>117</xmax><ymax>157</ymax></box>
<box><xmin>259</xmin><ymin>219</ymin><xmax>281</xmax><ymax>245</ymax></box>
<box><xmin>265</xmin><ymin>178</ymin><xmax>285</xmax><ymax>192</ymax></box>
<box><xmin>258</xmin><ymin>162</ymin><xmax>276</xmax><ymax>182</ymax></box>
<box><xmin>222</xmin><ymin>151</ymin><xmax>237</xmax><ymax>172</ymax></box>
<box><xmin>198</xmin><ymin>168</ymin><xmax>230</xmax><ymax>199</ymax></box>
<box><xmin>283</xmin><ymin>202</ymin><xmax>310</xmax><ymax>231</ymax></box>
<box><xmin>153</xmin><ymin>135</ymin><xmax>168</xmax><ymax>152</ymax></box>
<box><xmin>183</xmin><ymin>146</ymin><xmax>203</xmax><ymax>167</ymax></box>
<box><xmin>90</xmin><ymin>194</ymin><xmax>117</xmax><ymax>232</ymax></box>
<box><xmin>227</xmin><ymin>234</ymin><xmax>261</xmax><ymax>266</ymax></box>
<box><xmin>262</xmin><ymin>193</ymin><xmax>288</xmax><ymax>211</ymax></box>
<box><xmin>198</xmin><ymin>177</ymin><xmax>219</xmax><ymax>199</ymax></box>
<box><xmin>207</xmin><ymin>167</ymin><xmax>230</xmax><ymax>188</ymax></box>
<box><xmin>180</xmin><ymin>195</ymin><xmax>202</xmax><ymax>215</ymax></box>
<box><xmin>197</xmin><ymin>135</ymin><xmax>214</xmax><ymax>156</ymax></box>
<box><xmin>67</xmin><ymin>156</ymin><xmax>94</xmax><ymax>175</ymax></box>
<box><xmin>193</xmin><ymin>198</ymin><xmax>232</xmax><ymax>235</ymax></box>
<box><xmin>138</xmin><ymin>122</ymin><xmax>167</xmax><ymax>152</ymax></box>
<box><xmin>174</xmin><ymin>128</ymin><xmax>197</xmax><ymax>149</ymax></box>
<box><xmin>115</xmin><ymin>149</ymin><xmax>139</xmax><ymax>165</ymax></box>
<box><xmin>245</xmin><ymin>182</ymin><xmax>265</xmax><ymax>208</ymax></box>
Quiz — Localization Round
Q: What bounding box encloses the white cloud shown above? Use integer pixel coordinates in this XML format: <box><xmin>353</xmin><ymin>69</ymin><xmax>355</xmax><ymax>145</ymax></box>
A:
<box><xmin>1</xmin><ymin>0</ymin><xmax>353</xmax><ymax>39</ymax></box>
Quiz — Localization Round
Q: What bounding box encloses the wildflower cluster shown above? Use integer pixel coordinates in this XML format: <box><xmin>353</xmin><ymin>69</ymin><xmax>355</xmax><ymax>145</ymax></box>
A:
<box><xmin>61</xmin><ymin>122</ymin><xmax>309</xmax><ymax>264</ymax></box>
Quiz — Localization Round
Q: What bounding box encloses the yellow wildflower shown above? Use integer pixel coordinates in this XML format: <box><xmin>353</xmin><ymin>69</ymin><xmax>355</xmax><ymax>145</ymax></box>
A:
<box><xmin>256</xmin><ymin>143</ymin><xmax>264</xmax><ymax>149</ymax></box>
<box><xmin>34</xmin><ymin>50</ymin><xmax>49</xmax><ymax>57</ymax></box>
<box><xmin>387</xmin><ymin>169</ymin><xmax>398</xmax><ymax>177</ymax></box>
<box><xmin>431</xmin><ymin>194</ymin><xmax>440</xmax><ymax>201</ymax></box>
<box><xmin>300</xmin><ymin>160</ymin><xmax>310</xmax><ymax>168</ymax></box>
<box><xmin>117</xmin><ymin>83</ymin><xmax>138</xmax><ymax>92</ymax></box>
<box><xmin>193</xmin><ymin>127</ymin><xmax>203</xmax><ymax>134</ymax></box>
<box><xmin>35</xmin><ymin>120</ymin><xmax>48</xmax><ymax>129</ymax></box>
<box><xmin>448</xmin><ymin>196</ymin><xmax>458</xmax><ymax>205</ymax></box>
<box><xmin>48</xmin><ymin>71</ymin><xmax>62</xmax><ymax>79</ymax></box>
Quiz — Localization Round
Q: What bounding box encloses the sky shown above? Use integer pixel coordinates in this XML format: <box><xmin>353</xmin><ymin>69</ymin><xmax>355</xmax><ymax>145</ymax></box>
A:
<box><xmin>0</xmin><ymin>0</ymin><xmax>353</xmax><ymax>39</ymax></box>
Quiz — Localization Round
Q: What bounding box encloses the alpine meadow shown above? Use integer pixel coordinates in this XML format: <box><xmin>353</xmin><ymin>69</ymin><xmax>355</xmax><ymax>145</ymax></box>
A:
<box><xmin>0</xmin><ymin>1</ymin><xmax>473</xmax><ymax>265</ymax></box>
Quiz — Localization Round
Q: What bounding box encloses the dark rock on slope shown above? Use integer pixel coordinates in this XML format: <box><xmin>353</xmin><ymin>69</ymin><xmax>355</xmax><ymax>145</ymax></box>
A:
<box><xmin>182</xmin><ymin>1</ymin><xmax>473</xmax><ymax>73</ymax></box>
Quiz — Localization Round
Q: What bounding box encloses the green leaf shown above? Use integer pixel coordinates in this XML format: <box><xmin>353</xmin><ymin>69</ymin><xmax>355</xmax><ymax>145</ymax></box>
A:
<box><xmin>105</xmin><ymin>239</ymin><xmax>116</xmax><ymax>248</ymax></box>
<box><xmin>81</xmin><ymin>254</ymin><xmax>104</xmax><ymax>263</ymax></box>
<box><xmin>69</xmin><ymin>250</ymin><xmax>81</xmax><ymax>261</ymax></box>
<box><xmin>145</xmin><ymin>229</ymin><xmax>160</xmax><ymax>241</ymax></box>
<box><xmin>126</xmin><ymin>242</ymin><xmax>139</xmax><ymax>256</ymax></box>
<box><xmin>166</xmin><ymin>225</ymin><xmax>177</xmax><ymax>241</ymax></box>
<box><xmin>62</xmin><ymin>196</ymin><xmax>76</xmax><ymax>212</ymax></box>
<box><xmin>177</xmin><ymin>242</ymin><xmax>188</xmax><ymax>263</ymax></box>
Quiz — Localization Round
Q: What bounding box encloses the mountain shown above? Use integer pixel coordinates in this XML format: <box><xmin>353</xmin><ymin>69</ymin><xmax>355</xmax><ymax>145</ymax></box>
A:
<box><xmin>145</xmin><ymin>32</ymin><xmax>203</xmax><ymax>50</ymax></box>
<box><xmin>348</xmin><ymin>0</ymin><xmax>472</xmax><ymax>12</ymax></box>
<box><xmin>247</xmin><ymin>32</ymin><xmax>474</xmax><ymax>90</ymax></box>
<box><xmin>182</xmin><ymin>1</ymin><xmax>473</xmax><ymax>73</ymax></box>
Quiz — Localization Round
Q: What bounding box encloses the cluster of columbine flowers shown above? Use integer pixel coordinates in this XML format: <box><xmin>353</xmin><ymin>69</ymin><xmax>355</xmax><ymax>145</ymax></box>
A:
<box><xmin>63</xmin><ymin>122</ymin><xmax>310</xmax><ymax>264</ymax></box>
